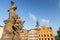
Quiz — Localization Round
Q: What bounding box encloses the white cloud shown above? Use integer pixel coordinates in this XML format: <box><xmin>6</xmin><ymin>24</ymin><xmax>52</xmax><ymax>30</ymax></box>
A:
<box><xmin>29</xmin><ymin>13</ymin><xmax>36</xmax><ymax>21</ymax></box>
<box><xmin>41</xmin><ymin>19</ymin><xmax>50</xmax><ymax>24</ymax></box>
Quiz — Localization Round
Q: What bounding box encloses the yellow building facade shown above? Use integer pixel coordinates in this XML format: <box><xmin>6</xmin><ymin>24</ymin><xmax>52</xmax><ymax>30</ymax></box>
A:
<box><xmin>38</xmin><ymin>26</ymin><xmax>55</xmax><ymax>40</ymax></box>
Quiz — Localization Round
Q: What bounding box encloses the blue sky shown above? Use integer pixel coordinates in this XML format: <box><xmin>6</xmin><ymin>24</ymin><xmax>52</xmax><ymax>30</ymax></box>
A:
<box><xmin>0</xmin><ymin>0</ymin><xmax>60</xmax><ymax>36</ymax></box>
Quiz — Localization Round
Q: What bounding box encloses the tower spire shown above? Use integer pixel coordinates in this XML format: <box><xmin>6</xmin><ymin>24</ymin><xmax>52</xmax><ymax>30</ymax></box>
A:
<box><xmin>36</xmin><ymin>21</ymin><xmax>40</xmax><ymax>27</ymax></box>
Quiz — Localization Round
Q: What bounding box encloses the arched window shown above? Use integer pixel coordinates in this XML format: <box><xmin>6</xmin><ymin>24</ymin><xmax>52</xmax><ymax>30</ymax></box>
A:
<box><xmin>42</xmin><ymin>38</ymin><xmax>43</xmax><ymax>40</ymax></box>
<box><xmin>39</xmin><ymin>35</ymin><xmax>40</xmax><ymax>37</ymax></box>
<box><xmin>44</xmin><ymin>34</ymin><xmax>46</xmax><ymax>37</ymax></box>
<box><xmin>48</xmin><ymin>38</ymin><xmax>50</xmax><ymax>40</ymax></box>
<box><xmin>47</xmin><ymin>34</ymin><xmax>49</xmax><ymax>37</ymax></box>
<box><xmin>45</xmin><ymin>38</ymin><xmax>46</xmax><ymax>40</ymax></box>
<box><xmin>50</xmin><ymin>34</ymin><xmax>53</xmax><ymax>36</ymax></box>
<box><xmin>41</xmin><ymin>35</ymin><xmax>43</xmax><ymax>37</ymax></box>
<box><xmin>39</xmin><ymin>38</ymin><xmax>41</xmax><ymax>40</ymax></box>
<box><xmin>51</xmin><ymin>38</ymin><xmax>53</xmax><ymax>40</ymax></box>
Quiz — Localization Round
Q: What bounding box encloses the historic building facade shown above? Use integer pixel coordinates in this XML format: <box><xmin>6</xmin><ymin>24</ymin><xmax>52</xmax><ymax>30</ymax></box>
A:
<box><xmin>0</xmin><ymin>26</ymin><xmax>3</xmax><ymax>38</ymax></box>
<box><xmin>28</xmin><ymin>29</ymin><xmax>38</xmax><ymax>40</ymax></box>
<box><xmin>20</xmin><ymin>29</ymin><xmax>28</xmax><ymax>40</ymax></box>
<box><xmin>38</xmin><ymin>26</ymin><xmax>55</xmax><ymax>40</ymax></box>
<box><xmin>28</xmin><ymin>21</ymin><xmax>41</xmax><ymax>40</ymax></box>
<box><xmin>57</xmin><ymin>28</ymin><xmax>60</xmax><ymax>40</ymax></box>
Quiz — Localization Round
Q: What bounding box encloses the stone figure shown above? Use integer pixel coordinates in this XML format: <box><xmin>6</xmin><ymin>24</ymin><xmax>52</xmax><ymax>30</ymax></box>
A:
<box><xmin>1</xmin><ymin>1</ymin><xmax>24</xmax><ymax>40</ymax></box>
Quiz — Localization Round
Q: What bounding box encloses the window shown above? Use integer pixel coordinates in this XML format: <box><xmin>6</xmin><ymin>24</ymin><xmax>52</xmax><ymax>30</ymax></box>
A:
<box><xmin>39</xmin><ymin>35</ymin><xmax>40</xmax><ymax>37</ymax></box>
<box><xmin>48</xmin><ymin>38</ymin><xmax>50</xmax><ymax>40</ymax></box>
<box><xmin>39</xmin><ymin>38</ymin><xmax>41</xmax><ymax>40</ymax></box>
<box><xmin>29</xmin><ymin>36</ymin><xmax>32</xmax><ymax>38</ymax></box>
<box><xmin>47</xmin><ymin>31</ymin><xmax>48</xmax><ymax>33</ymax></box>
<box><xmin>44</xmin><ymin>32</ymin><xmax>45</xmax><ymax>33</ymax></box>
<box><xmin>41</xmin><ymin>35</ymin><xmax>43</xmax><ymax>37</ymax></box>
<box><xmin>44</xmin><ymin>34</ymin><xmax>46</xmax><ymax>37</ymax></box>
<box><xmin>50</xmin><ymin>34</ymin><xmax>53</xmax><ymax>36</ymax></box>
<box><xmin>43</xmin><ymin>27</ymin><xmax>45</xmax><ymax>30</ymax></box>
<box><xmin>34</xmin><ymin>33</ymin><xmax>37</xmax><ymax>34</ymax></box>
<box><xmin>42</xmin><ymin>38</ymin><xmax>43</xmax><ymax>40</ymax></box>
<box><xmin>34</xmin><ymin>36</ymin><xmax>37</xmax><ymax>38</ymax></box>
<box><xmin>41</xmin><ymin>32</ymin><xmax>42</xmax><ymax>33</ymax></box>
<box><xmin>29</xmin><ymin>39</ymin><xmax>32</xmax><ymax>40</ymax></box>
<box><xmin>47</xmin><ymin>34</ymin><xmax>49</xmax><ymax>37</ymax></box>
<box><xmin>51</xmin><ymin>38</ymin><xmax>53</xmax><ymax>40</ymax></box>
<box><xmin>45</xmin><ymin>38</ymin><xmax>46</xmax><ymax>40</ymax></box>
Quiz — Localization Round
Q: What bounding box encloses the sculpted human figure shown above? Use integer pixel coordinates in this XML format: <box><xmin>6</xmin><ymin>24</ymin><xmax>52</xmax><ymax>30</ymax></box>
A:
<box><xmin>1</xmin><ymin>1</ymin><xmax>24</xmax><ymax>40</ymax></box>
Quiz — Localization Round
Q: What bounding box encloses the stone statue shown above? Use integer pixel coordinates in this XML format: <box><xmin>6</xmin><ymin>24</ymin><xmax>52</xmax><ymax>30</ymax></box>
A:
<box><xmin>1</xmin><ymin>1</ymin><xmax>24</xmax><ymax>40</ymax></box>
